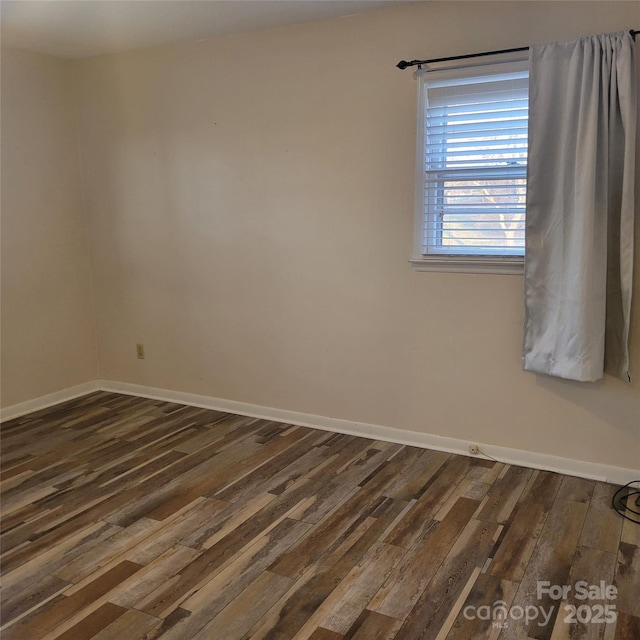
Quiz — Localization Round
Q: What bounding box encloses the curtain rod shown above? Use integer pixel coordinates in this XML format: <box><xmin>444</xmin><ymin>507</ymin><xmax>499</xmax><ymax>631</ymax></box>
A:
<box><xmin>396</xmin><ymin>29</ymin><xmax>639</xmax><ymax>69</ymax></box>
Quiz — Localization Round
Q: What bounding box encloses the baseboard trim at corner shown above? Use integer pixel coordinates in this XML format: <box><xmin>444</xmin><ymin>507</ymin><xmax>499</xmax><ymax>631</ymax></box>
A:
<box><xmin>0</xmin><ymin>381</ymin><xmax>101</xmax><ymax>422</ymax></box>
<box><xmin>98</xmin><ymin>380</ymin><xmax>639</xmax><ymax>486</ymax></box>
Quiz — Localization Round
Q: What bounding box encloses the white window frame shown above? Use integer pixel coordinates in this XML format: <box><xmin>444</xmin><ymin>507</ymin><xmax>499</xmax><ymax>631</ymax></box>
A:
<box><xmin>410</xmin><ymin>60</ymin><xmax>529</xmax><ymax>275</ymax></box>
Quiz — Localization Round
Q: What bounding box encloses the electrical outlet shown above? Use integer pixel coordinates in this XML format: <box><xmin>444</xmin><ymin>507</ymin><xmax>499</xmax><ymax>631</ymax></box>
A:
<box><xmin>468</xmin><ymin>444</ymin><xmax>480</xmax><ymax>455</ymax></box>
<box><xmin>136</xmin><ymin>343</ymin><xmax>145</xmax><ymax>359</ymax></box>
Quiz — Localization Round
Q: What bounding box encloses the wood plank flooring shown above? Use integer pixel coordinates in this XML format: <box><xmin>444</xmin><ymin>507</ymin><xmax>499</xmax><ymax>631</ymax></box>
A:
<box><xmin>1</xmin><ymin>391</ymin><xmax>638</xmax><ymax>639</ymax></box>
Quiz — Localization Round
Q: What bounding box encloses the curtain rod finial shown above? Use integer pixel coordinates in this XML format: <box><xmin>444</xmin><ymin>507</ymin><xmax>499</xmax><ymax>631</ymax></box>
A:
<box><xmin>396</xmin><ymin>60</ymin><xmax>410</xmax><ymax>70</ymax></box>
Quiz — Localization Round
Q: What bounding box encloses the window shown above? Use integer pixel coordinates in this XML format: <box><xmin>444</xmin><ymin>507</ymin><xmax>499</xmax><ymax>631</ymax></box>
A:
<box><xmin>411</xmin><ymin>61</ymin><xmax>529</xmax><ymax>273</ymax></box>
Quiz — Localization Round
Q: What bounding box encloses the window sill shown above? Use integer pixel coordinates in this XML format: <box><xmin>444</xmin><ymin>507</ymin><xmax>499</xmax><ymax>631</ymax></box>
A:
<box><xmin>410</xmin><ymin>255</ymin><xmax>524</xmax><ymax>275</ymax></box>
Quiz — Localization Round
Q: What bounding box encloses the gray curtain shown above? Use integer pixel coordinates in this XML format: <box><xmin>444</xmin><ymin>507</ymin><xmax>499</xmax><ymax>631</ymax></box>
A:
<box><xmin>523</xmin><ymin>32</ymin><xmax>637</xmax><ymax>382</ymax></box>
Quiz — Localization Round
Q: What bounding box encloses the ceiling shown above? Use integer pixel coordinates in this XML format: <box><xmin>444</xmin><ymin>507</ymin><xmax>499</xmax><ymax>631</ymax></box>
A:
<box><xmin>1</xmin><ymin>0</ymin><xmax>418</xmax><ymax>59</ymax></box>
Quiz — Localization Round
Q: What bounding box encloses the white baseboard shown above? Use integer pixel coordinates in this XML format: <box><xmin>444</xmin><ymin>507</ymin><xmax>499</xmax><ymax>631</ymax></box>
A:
<box><xmin>97</xmin><ymin>380</ymin><xmax>639</xmax><ymax>486</ymax></box>
<box><xmin>3</xmin><ymin>379</ymin><xmax>636</xmax><ymax>485</ymax></box>
<box><xmin>0</xmin><ymin>381</ymin><xmax>101</xmax><ymax>422</ymax></box>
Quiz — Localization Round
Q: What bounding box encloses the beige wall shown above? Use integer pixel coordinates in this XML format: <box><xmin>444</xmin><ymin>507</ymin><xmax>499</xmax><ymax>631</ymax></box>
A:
<box><xmin>1</xmin><ymin>47</ymin><xmax>97</xmax><ymax>406</ymax></box>
<box><xmin>71</xmin><ymin>1</ymin><xmax>639</xmax><ymax>471</ymax></box>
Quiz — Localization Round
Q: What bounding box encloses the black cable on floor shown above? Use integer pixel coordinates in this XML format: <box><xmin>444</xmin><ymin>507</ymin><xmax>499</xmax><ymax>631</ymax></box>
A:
<box><xmin>612</xmin><ymin>480</ymin><xmax>640</xmax><ymax>524</ymax></box>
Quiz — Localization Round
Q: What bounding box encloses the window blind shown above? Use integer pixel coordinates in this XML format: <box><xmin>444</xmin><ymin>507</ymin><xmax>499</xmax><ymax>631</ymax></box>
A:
<box><xmin>422</xmin><ymin>65</ymin><xmax>529</xmax><ymax>256</ymax></box>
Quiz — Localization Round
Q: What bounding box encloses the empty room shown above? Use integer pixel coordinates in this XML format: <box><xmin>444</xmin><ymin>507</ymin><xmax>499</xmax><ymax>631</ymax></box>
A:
<box><xmin>1</xmin><ymin>1</ymin><xmax>639</xmax><ymax>638</ymax></box>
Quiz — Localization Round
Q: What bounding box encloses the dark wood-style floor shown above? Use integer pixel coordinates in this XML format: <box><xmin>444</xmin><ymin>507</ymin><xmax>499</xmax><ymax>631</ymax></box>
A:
<box><xmin>1</xmin><ymin>392</ymin><xmax>638</xmax><ymax>640</ymax></box>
